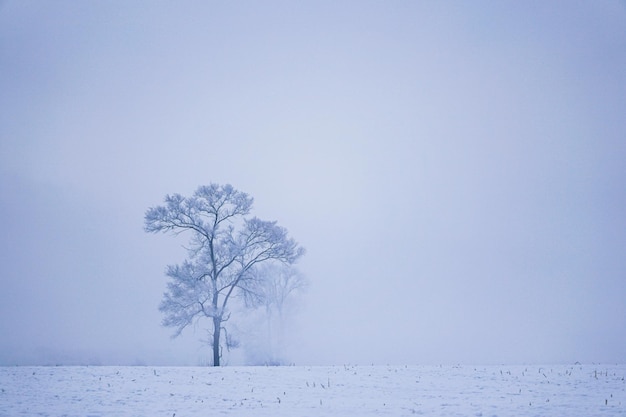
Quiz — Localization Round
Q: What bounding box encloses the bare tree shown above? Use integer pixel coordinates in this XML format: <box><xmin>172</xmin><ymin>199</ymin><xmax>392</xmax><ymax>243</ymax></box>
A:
<box><xmin>244</xmin><ymin>264</ymin><xmax>307</xmax><ymax>317</ymax></box>
<box><xmin>242</xmin><ymin>264</ymin><xmax>308</xmax><ymax>364</ymax></box>
<box><xmin>144</xmin><ymin>184</ymin><xmax>304</xmax><ymax>366</ymax></box>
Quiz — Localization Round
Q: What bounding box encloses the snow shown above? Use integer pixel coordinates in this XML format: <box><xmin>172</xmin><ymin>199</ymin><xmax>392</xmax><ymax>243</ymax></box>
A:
<box><xmin>1</xmin><ymin>364</ymin><xmax>624</xmax><ymax>416</ymax></box>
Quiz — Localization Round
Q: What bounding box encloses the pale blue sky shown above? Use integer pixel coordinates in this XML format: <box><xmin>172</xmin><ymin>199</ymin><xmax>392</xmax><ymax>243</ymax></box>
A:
<box><xmin>1</xmin><ymin>1</ymin><xmax>625</xmax><ymax>365</ymax></box>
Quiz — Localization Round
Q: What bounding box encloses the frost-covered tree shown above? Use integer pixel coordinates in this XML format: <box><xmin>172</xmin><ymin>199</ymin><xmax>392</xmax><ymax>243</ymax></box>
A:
<box><xmin>144</xmin><ymin>184</ymin><xmax>305</xmax><ymax>366</ymax></box>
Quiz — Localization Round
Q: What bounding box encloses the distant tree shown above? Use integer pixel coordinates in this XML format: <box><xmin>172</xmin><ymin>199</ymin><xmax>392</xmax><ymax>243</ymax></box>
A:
<box><xmin>242</xmin><ymin>264</ymin><xmax>308</xmax><ymax>364</ymax></box>
<box><xmin>144</xmin><ymin>184</ymin><xmax>305</xmax><ymax>366</ymax></box>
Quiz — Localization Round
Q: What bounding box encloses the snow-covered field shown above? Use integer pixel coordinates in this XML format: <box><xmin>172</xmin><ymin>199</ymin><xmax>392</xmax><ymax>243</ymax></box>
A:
<box><xmin>1</xmin><ymin>364</ymin><xmax>624</xmax><ymax>416</ymax></box>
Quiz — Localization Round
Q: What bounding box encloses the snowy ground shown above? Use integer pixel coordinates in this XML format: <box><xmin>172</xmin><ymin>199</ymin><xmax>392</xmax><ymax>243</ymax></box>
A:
<box><xmin>0</xmin><ymin>364</ymin><xmax>624</xmax><ymax>416</ymax></box>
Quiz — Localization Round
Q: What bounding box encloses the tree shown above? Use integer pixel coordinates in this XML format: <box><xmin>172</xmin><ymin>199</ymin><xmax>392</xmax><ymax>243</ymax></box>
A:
<box><xmin>144</xmin><ymin>184</ymin><xmax>305</xmax><ymax>366</ymax></box>
<box><xmin>241</xmin><ymin>264</ymin><xmax>308</xmax><ymax>364</ymax></box>
<box><xmin>245</xmin><ymin>263</ymin><xmax>307</xmax><ymax>318</ymax></box>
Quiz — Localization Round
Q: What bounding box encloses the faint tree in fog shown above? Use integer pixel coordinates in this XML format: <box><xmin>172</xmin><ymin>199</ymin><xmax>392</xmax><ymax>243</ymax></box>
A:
<box><xmin>144</xmin><ymin>184</ymin><xmax>305</xmax><ymax>366</ymax></box>
<box><xmin>242</xmin><ymin>264</ymin><xmax>308</xmax><ymax>364</ymax></box>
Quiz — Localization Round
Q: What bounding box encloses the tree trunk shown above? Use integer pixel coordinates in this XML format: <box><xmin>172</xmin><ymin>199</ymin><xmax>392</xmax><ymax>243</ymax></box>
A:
<box><xmin>212</xmin><ymin>316</ymin><xmax>221</xmax><ymax>366</ymax></box>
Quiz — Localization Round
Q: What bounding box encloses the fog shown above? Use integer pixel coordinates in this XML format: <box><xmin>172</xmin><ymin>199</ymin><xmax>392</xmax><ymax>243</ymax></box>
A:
<box><xmin>1</xmin><ymin>1</ymin><xmax>625</xmax><ymax>366</ymax></box>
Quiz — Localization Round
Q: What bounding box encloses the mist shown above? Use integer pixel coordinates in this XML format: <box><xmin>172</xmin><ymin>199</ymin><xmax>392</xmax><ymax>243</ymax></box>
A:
<box><xmin>1</xmin><ymin>1</ymin><xmax>625</xmax><ymax>366</ymax></box>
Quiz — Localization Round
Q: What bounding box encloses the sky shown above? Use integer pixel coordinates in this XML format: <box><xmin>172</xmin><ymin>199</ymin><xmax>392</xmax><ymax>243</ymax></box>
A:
<box><xmin>1</xmin><ymin>1</ymin><xmax>625</xmax><ymax>366</ymax></box>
